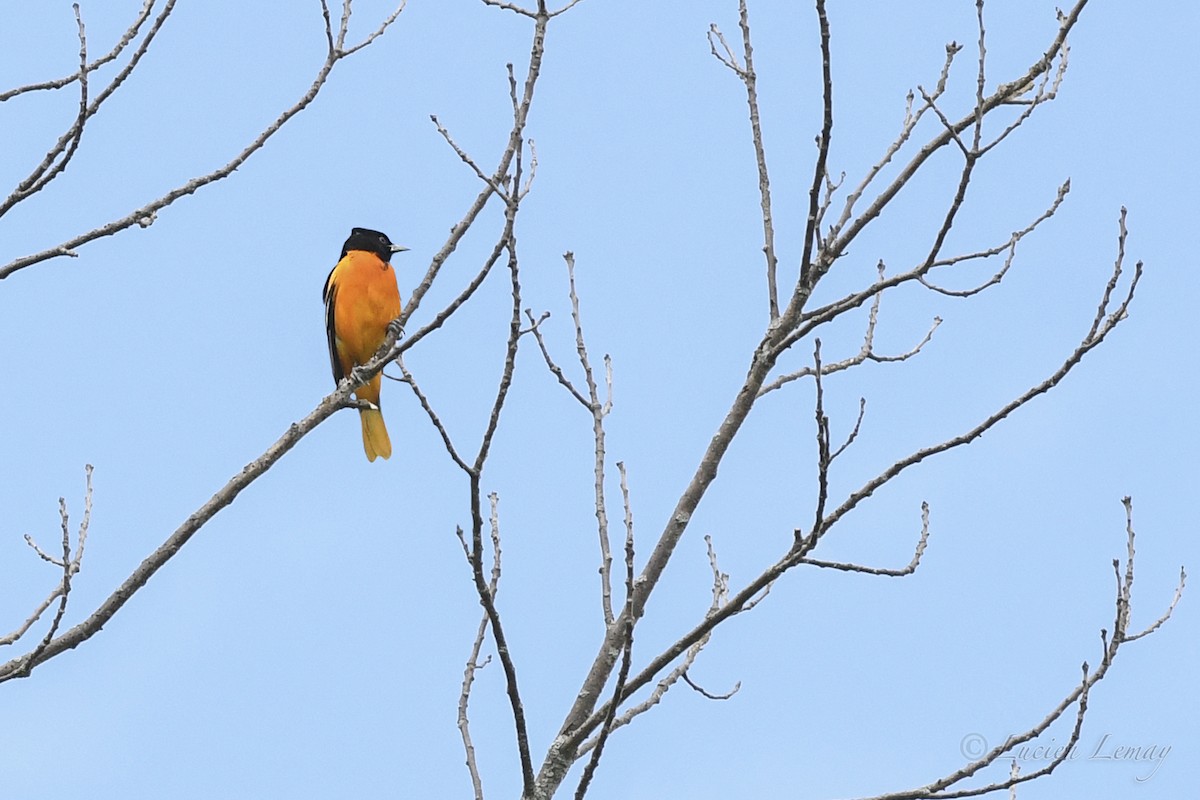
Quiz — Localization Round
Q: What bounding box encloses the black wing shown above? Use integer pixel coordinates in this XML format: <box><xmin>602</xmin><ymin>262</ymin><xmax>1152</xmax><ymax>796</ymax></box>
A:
<box><xmin>323</xmin><ymin>265</ymin><xmax>344</xmax><ymax>384</ymax></box>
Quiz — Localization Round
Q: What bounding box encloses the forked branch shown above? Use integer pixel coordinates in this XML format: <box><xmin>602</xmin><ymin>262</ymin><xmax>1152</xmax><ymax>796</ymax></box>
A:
<box><xmin>1</xmin><ymin>466</ymin><xmax>93</xmax><ymax>659</ymax></box>
<box><xmin>527</xmin><ymin>253</ymin><xmax>617</xmax><ymax>625</ymax></box>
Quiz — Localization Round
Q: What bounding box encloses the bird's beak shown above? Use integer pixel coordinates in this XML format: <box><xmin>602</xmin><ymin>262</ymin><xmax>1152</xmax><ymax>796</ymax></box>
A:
<box><xmin>390</xmin><ymin>244</ymin><xmax>410</xmax><ymax>254</ymax></box>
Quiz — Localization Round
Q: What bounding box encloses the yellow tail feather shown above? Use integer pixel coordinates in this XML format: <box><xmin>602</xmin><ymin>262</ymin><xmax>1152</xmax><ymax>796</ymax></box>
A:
<box><xmin>359</xmin><ymin>408</ymin><xmax>392</xmax><ymax>462</ymax></box>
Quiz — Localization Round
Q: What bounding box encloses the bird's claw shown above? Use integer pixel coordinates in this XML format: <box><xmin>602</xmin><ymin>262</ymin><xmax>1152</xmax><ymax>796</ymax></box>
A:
<box><xmin>387</xmin><ymin>318</ymin><xmax>405</xmax><ymax>339</ymax></box>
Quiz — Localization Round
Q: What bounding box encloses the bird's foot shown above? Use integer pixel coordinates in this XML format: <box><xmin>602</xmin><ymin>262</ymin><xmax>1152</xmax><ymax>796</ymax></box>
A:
<box><xmin>387</xmin><ymin>318</ymin><xmax>405</xmax><ymax>340</ymax></box>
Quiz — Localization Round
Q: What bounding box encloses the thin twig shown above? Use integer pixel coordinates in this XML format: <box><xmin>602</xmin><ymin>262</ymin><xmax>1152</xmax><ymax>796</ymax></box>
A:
<box><xmin>397</xmin><ymin>355</ymin><xmax>471</xmax><ymax>473</ymax></box>
<box><xmin>525</xmin><ymin>252</ymin><xmax>617</xmax><ymax>625</ymax></box>
<box><xmin>920</xmin><ymin>180</ymin><xmax>1070</xmax><ymax>296</ymax></box>
<box><xmin>456</xmin><ymin>493</ymin><xmax>505</xmax><ymax>800</ymax></box>
<box><xmin>431</xmin><ymin>114</ymin><xmax>510</xmax><ymax>200</ymax></box>
<box><xmin>760</xmin><ymin>261</ymin><xmax>941</xmax><ymax>396</ymax></box>
<box><xmin>681</xmin><ymin>671</ymin><xmax>740</xmax><ymax>701</ymax></box>
<box><xmin>811</xmin><ymin>339</ymin><xmax>832</xmax><ymax>537</ymax></box>
<box><xmin>801</xmin><ymin>502</ymin><xmax>930</xmax><ymax>576</ymax></box>
<box><xmin>2</xmin><ymin>466</ymin><xmax>93</xmax><ymax>667</ymax></box>
<box><xmin>827</xmin><ymin>42</ymin><xmax>962</xmax><ymax>243</ymax></box>
<box><xmin>798</xmin><ymin>0</ymin><xmax>834</xmax><ymax>291</ymax></box>
<box><xmin>710</xmin><ymin>0</ymin><xmax>779</xmax><ymax>319</ymax></box>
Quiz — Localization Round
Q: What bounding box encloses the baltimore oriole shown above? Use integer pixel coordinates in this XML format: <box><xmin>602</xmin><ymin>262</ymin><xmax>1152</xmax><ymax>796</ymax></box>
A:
<box><xmin>323</xmin><ymin>227</ymin><xmax>407</xmax><ymax>461</ymax></box>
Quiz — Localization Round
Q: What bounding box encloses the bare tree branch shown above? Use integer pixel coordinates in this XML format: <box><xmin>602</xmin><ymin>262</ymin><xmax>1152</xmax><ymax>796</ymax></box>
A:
<box><xmin>760</xmin><ymin>261</ymin><xmax>942</xmax><ymax>397</ymax></box>
<box><xmin>0</xmin><ymin>375</ymin><xmax>369</xmax><ymax>682</ymax></box>
<box><xmin>397</xmin><ymin>355</ymin><xmax>471</xmax><ymax>473</ymax></box>
<box><xmin>811</xmin><ymin>339</ymin><xmax>833</xmax><ymax>534</ymax></box>
<box><xmin>827</xmin><ymin>42</ymin><xmax>961</xmax><ymax>244</ymax></box>
<box><xmin>798</xmin><ymin>0</ymin><xmax>834</xmax><ymax>292</ymax></box>
<box><xmin>0</xmin><ymin>1</ymin><xmax>405</xmax><ymax>280</ymax></box>
<box><xmin>709</xmin><ymin>0</ymin><xmax>780</xmax><ymax>318</ymax></box>
<box><xmin>800</xmin><ymin>501</ymin><xmax>930</xmax><ymax>577</ymax></box>
<box><xmin>681</xmin><ymin>670</ymin><xmax>741</xmax><ymax>701</ymax></box>
<box><xmin>463</xmin><ymin>208</ymin><xmax>535</xmax><ymax>798</ymax></box>
<box><xmin>481</xmin><ymin>0</ymin><xmax>584</xmax><ymax>18</ymax></box>
<box><xmin>418</xmin><ymin>67</ymin><xmax>548</xmax><ymax>793</ymax></box>
<box><xmin>778</xmin><ymin>177</ymin><xmax>1072</xmax><ymax>357</ymax></box>
<box><xmin>0</xmin><ymin>4</ymin><xmax>90</xmax><ymax>216</ymax></box>
<box><xmin>919</xmin><ymin>180</ymin><xmax>1070</xmax><ymax>296</ymax></box>
<box><xmin>574</xmin><ymin>462</ymin><xmax>635</xmax><ymax>800</ymax></box>
<box><xmin>849</xmin><ymin>499</ymin><xmax>1183</xmax><ymax>800</ymax></box>
<box><xmin>528</xmin><ymin>253</ymin><xmax>617</xmax><ymax>625</ymax></box>
<box><xmin>432</xmin><ymin>113</ymin><xmax>512</xmax><ymax>200</ymax></box>
<box><xmin>0</xmin><ymin>1</ymin><xmax>155</xmax><ymax>103</ymax></box>
<box><xmin>783</xmin><ymin>1</ymin><xmax>1086</xmax><ymax>317</ymax></box>
<box><xmin>400</xmin><ymin>51</ymin><xmax>542</xmax><ymax>325</ymax></box>
<box><xmin>1</xmin><ymin>466</ymin><xmax>93</xmax><ymax>667</ymax></box>
<box><xmin>815</xmin><ymin>215</ymin><xmax>1140</xmax><ymax>544</ymax></box>
<box><xmin>456</xmin><ymin>493</ymin><xmax>505</xmax><ymax>800</ymax></box>
<box><xmin>576</xmin><ymin>532</ymin><xmax>732</xmax><ymax>758</ymax></box>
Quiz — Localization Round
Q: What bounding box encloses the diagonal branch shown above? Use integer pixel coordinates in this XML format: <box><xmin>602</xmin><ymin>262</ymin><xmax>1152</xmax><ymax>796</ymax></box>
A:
<box><xmin>402</xmin><ymin>27</ymin><xmax>549</xmax><ymax>326</ymax></box>
<box><xmin>0</xmin><ymin>376</ymin><xmax>366</xmax><ymax>682</ymax></box>
<box><xmin>397</xmin><ymin>355</ymin><xmax>470</xmax><ymax>473</ymax></box>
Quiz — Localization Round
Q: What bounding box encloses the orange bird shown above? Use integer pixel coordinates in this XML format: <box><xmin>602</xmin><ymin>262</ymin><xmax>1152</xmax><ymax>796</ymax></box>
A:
<box><xmin>323</xmin><ymin>227</ymin><xmax>407</xmax><ymax>461</ymax></box>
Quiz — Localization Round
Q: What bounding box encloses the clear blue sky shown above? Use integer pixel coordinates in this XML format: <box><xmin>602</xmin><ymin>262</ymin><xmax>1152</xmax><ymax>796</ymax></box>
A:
<box><xmin>0</xmin><ymin>1</ymin><xmax>1194</xmax><ymax>798</ymax></box>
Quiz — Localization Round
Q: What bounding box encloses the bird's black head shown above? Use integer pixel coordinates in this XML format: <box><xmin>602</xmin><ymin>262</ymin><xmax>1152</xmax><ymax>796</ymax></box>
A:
<box><xmin>341</xmin><ymin>227</ymin><xmax>409</xmax><ymax>262</ymax></box>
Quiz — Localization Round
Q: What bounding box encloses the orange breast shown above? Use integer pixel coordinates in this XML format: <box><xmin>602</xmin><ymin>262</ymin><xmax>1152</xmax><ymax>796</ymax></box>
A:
<box><xmin>329</xmin><ymin>250</ymin><xmax>402</xmax><ymax>371</ymax></box>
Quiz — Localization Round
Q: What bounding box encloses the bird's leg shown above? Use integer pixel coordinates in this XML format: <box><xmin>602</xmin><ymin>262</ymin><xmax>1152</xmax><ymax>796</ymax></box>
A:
<box><xmin>387</xmin><ymin>318</ymin><xmax>405</xmax><ymax>340</ymax></box>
